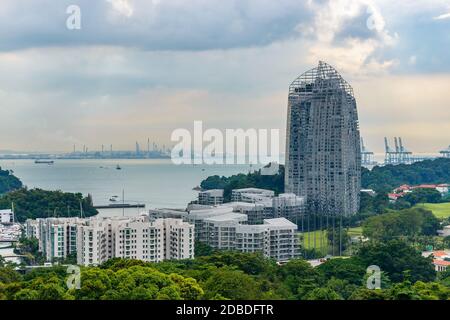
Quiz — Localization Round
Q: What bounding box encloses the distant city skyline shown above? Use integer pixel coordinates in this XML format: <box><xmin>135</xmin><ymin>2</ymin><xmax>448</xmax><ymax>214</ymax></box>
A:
<box><xmin>1</xmin><ymin>1</ymin><xmax>449</xmax><ymax>154</ymax></box>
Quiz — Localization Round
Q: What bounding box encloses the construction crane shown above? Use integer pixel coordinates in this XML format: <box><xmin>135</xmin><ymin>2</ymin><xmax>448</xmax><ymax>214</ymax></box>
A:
<box><xmin>384</xmin><ymin>137</ymin><xmax>413</xmax><ymax>165</ymax></box>
<box><xmin>361</xmin><ymin>137</ymin><xmax>375</xmax><ymax>166</ymax></box>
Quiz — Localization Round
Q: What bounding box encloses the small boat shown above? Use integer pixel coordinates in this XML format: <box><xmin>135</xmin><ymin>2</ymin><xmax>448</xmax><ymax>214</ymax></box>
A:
<box><xmin>116</xmin><ymin>165</ymin><xmax>122</xmax><ymax>170</ymax></box>
<box><xmin>35</xmin><ymin>160</ymin><xmax>54</xmax><ymax>164</ymax></box>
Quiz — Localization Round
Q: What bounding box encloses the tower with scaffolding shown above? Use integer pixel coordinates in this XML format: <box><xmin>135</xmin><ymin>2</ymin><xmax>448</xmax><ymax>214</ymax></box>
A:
<box><xmin>384</xmin><ymin>137</ymin><xmax>412</xmax><ymax>165</ymax></box>
<box><xmin>360</xmin><ymin>137</ymin><xmax>375</xmax><ymax>166</ymax></box>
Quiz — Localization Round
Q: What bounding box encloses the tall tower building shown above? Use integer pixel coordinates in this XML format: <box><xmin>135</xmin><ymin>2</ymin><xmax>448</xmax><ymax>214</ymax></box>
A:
<box><xmin>285</xmin><ymin>61</ymin><xmax>361</xmax><ymax>216</ymax></box>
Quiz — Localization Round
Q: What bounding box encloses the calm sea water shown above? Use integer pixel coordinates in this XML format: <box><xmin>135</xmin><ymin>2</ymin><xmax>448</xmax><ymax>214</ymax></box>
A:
<box><xmin>0</xmin><ymin>159</ymin><xmax>260</xmax><ymax>215</ymax></box>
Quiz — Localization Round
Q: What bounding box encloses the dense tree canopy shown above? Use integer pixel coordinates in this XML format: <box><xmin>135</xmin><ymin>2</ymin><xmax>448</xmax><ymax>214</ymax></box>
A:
<box><xmin>361</xmin><ymin>158</ymin><xmax>450</xmax><ymax>192</ymax></box>
<box><xmin>200</xmin><ymin>165</ymin><xmax>284</xmax><ymax>201</ymax></box>
<box><xmin>0</xmin><ymin>167</ymin><xmax>22</xmax><ymax>194</ymax></box>
<box><xmin>402</xmin><ymin>188</ymin><xmax>443</xmax><ymax>206</ymax></box>
<box><xmin>0</xmin><ymin>188</ymin><xmax>98</xmax><ymax>222</ymax></box>
<box><xmin>0</xmin><ymin>246</ymin><xmax>448</xmax><ymax>300</ymax></box>
<box><xmin>356</xmin><ymin>240</ymin><xmax>436</xmax><ymax>283</ymax></box>
<box><xmin>201</xmin><ymin>159</ymin><xmax>450</xmax><ymax>195</ymax></box>
<box><xmin>362</xmin><ymin>208</ymin><xmax>440</xmax><ymax>241</ymax></box>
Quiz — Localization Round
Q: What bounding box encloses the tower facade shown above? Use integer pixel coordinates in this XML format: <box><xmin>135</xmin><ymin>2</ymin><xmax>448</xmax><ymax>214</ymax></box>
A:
<box><xmin>285</xmin><ymin>61</ymin><xmax>361</xmax><ymax>216</ymax></box>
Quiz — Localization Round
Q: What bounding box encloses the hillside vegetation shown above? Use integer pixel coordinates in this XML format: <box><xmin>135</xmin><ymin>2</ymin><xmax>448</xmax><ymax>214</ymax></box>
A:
<box><xmin>0</xmin><ymin>167</ymin><xmax>22</xmax><ymax>194</ymax></box>
<box><xmin>0</xmin><ymin>188</ymin><xmax>98</xmax><ymax>222</ymax></box>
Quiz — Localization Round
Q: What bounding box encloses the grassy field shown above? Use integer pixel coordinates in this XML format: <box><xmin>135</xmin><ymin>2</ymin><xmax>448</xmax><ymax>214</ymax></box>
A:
<box><xmin>348</xmin><ymin>227</ymin><xmax>363</xmax><ymax>237</ymax></box>
<box><xmin>414</xmin><ymin>202</ymin><xmax>450</xmax><ymax>219</ymax></box>
<box><xmin>299</xmin><ymin>230</ymin><xmax>328</xmax><ymax>255</ymax></box>
<box><xmin>299</xmin><ymin>227</ymin><xmax>363</xmax><ymax>253</ymax></box>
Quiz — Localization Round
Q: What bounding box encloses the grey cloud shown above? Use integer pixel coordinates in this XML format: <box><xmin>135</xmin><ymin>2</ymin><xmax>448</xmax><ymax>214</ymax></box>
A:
<box><xmin>0</xmin><ymin>0</ymin><xmax>314</xmax><ymax>51</ymax></box>
<box><xmin>334</xmin><ymin>8</ymin><xmax>379</xmax><ymax>43</ymax></box>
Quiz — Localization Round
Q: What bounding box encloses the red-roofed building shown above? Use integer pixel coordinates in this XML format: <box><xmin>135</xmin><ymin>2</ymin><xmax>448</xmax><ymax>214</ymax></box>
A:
<box><xmin>433</xmin><ymin>259</ymin><xmax>450</xmax><ymax>272</ymax></box>
<box><xmin>388</xmin><ymin>193</ymin><xmax>403</xmax><ymax>201</ymax></box>
<box><xmin>390</xmin><ymin>183</ymin><xmax>449</xmax><ymax>202</ymax></box>
<box><xmin>423</xmin><ymin>250</ymin><xmax>450</xmax><ymax>272</ymax></box>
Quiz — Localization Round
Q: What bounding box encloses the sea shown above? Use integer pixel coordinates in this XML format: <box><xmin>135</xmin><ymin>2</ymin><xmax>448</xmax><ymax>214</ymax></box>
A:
<box><xmin>0</xmin><ymin>159</ymin><xmax>262</xmax><ymax>217</ymax></box>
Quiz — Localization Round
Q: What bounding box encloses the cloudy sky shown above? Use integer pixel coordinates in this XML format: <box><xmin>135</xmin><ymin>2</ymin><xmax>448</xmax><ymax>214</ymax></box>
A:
<box><xmin>0</xmin><ymin>0</ymin><xmax>449</xmax><ymax>154</ymax></box>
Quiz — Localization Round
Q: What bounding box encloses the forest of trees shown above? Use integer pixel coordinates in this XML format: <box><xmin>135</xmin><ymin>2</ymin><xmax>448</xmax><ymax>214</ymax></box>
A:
<box><xmin>362</xmin><ymin>207</ymin><xmax>441</xmax><ymax>241</ymax></box>
<box><xmin>0</xmin><ymin>167</ymin><xmax>22</xmax><ymax>194</ymax></box>
<box><xmin>201</xmin><ymin>159</ymin><xmax>450</xmax><ymax>197</ymax></box>
<box><xmin>200</xmin><ymin>165</ymin><xmax>285</xmax><ymax>201</ymax></box>
<box><xmin>1</xmin><ymin>240</ymin><xmax>449</xmax><ymax>300</ymax></box>
<box><xmin>200</xmin><ymin>159</ymin><xmax>450</xmax><ymax>213</ymax></box>
<box><xmin>361</xmin><ymin>158</ymin><xmax>450</xmax><ymax>192</ymax></box>
<box><xmin>0</xmin><ymin>188</ymin><xmax>98</xmax><ymax>222</ymax></box>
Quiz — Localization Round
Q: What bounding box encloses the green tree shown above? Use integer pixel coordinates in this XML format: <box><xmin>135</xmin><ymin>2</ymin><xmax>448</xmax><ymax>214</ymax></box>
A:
<box><xmin>0</xmin><ymin>267</ymin><xmax>22</xmax><ymax>284</ymax></box>
<box><xmin>327</xmin><ymin>226</ymin><xmax>350</xmax><ymax>255</ymax></box>
<box><xmin>304</xmin><ymin>287</ymin><xmax>342</xmax><ymax>300</ymax></box>
<box><xmin>403</xmin><ymin>188</ymin><xmax>443</xmax><ymax>206</ymax></box>
<box><xmin>203</xmin><ymin>268</ymin><xmax>262</xmax><ymax>300</ymax></box>
<box><xmin>194</xmin><ymin>241</ymin><xmax>215</xmax><ymax>257</ymax></box>
<box><xmin>14</xmin><ymin>288</ymin><xmax>39</xmax><ymax>300</ymax></box>
<box><xmin>0</xmin><ymin>167</ymin><xmax>22</xmax><ymax>194</ymax></box>
<box><xmin>317</xmin><ymin>257</ymin><xmax>366</xmax><ymax>285</ymax></box>
<box><xmin>356</xmin><ymin>240</ymin><xmax>436</xmax><ymax>283</ymax></box>
<box><xmin>349</xmin><ymin>288</ymin><xmax>386</xmax><ymax>300</ymax></box>
<box><xmin>0</xmin><ymin>188</ymin><xmax>98</xmax><ymax>222</ymax></box>
<box><xmin>277</xmin><ymin>259</ymin><xmax>324</xmax><ymax>299</ymax></box>
<box><xmin>362</xmin><ymin>208</ymin><xmax>440</xmax><ymax>241</ymax></box>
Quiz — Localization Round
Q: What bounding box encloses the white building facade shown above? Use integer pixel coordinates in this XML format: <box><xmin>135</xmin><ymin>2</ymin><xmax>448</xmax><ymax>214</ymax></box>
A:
<box><xmin>25</xmin><ymin>215</ymin><xmax>194</xmax><ymax>266</ymax></box>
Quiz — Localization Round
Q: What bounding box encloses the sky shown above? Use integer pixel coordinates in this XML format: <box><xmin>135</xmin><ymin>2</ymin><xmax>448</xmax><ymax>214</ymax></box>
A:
<box><xmin>0</xmin><ymin>0</ymin><xmax>449</xmax><ymax>154</ymax></box>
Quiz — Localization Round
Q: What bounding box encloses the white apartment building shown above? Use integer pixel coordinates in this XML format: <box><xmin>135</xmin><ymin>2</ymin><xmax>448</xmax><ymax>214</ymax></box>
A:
<box><xmin>26</xmin><ymin>215</ymin><xmax>194</xmax><ymax>266</ymax></box>
<box><xmin>272</xmin><ymin>193</ymin><xmax>306</xmax><ymax>224</ymax></box>
<box><xmin>233</xmin><ymin>202</ymin><xmax>268</xmax><ymax>225</ymax></box>
<box><xmin>235</xmin><ymin>218</ymin><xmax>299</xmax><ymax>262</ymax></box>
<box><xmin>231</xmin><ymin>188</ymin><xmax>275</xmax><ymax>202</ymax></box>
<box><xmin>77</xmin><ymin>218</ymin><xmax>111</xmax><ymax>266</ymax></box>
<box><xmin>201</xmin><ymin>212</ymin><xmax>247</xmax><ymax>250</ymax></box>
<box><xmin>114</xmin><ymin>218</ymin><xmax>194</xmax><ymax>263</ymax></box>
<box><xmin>198</xmin><ymin>189</ymin><xmax>224</xmax><ymax>206</ymax></box>
<box><xmin>25</xmin><ymin>219</ymin><xmax>40</xmax><ymax>239</ymax></box>
<box><xmin>31</xmin><ymin>217</ymin><xmax>81</xmax><ymax>262</ymax></box>
<box><xmin>0</xmin><ymin>209</ymin><xmax>14</xmax><ymax>224</ymax></box>
<box><xmin>151</xmin><ymin>205</ymin><xmax>299</xmax><ymax>262</ymax></box>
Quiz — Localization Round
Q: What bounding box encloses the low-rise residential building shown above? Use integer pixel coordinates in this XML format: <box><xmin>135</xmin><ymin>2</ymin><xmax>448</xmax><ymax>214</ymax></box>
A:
<box><xmin>0</xmin><ymin>209</ymin><xmax>13</xmax><ymax>224</ymax></box>
<box><xmin>422</xmin><ymin>250</ymin><xmax>450</xmax><ymax>272</ymax></box>
<box><xmin>198</xmin><ymin>189</ymin><xmax>224</xmax><ymax>206</ymax></box>
<box><xmin>231</xmin><ymin>188</ymin><xmax>275</xmax><ymax>202</ymax></box>
<box><xmin>201</xmin><ymin>212</ymin><xmax>247</xmax><ymax>250</ymax></box>
<box><xmin>390</xmin><ymin>184</ymin><xmax>449</xmax><ymax>201</ymax></box>
<box><xmin>25</xmin><ymin>219</ymin><xmax>40</xmax><ymax>239</ymax></box>
<box><xmin>149</xmin><ymin>204</ymin><xmax>300</xmax><ymax>262</ymax></box>
<box><xmin>235</xmin><ymin>218</ymin><xmax>299</xmax><ymax>262</ymax></box>
<box><xmin>272</xmin><ymin>193</ymin><xmax>306</xmax><ymax>224</ymax></box>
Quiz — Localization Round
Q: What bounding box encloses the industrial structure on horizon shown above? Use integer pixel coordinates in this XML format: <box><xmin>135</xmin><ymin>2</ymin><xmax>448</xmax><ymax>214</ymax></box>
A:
<box><xmin>361</xmin><ymin>137</ymin><xmax>376</xmax><ymax>166</ymax></box>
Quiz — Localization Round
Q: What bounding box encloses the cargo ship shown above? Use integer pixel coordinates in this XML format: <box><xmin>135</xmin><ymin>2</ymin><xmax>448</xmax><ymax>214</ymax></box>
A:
<box><xmin>34</xmin><ymin>160</ymin><xmax>54</xmax><ymax>164</ymax></box>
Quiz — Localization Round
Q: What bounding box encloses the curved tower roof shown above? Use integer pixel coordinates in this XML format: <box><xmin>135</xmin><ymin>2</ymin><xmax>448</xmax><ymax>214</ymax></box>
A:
<box><xmin>288</xmin><ymin>61</ymin><xmax>354</xmax><ymax>98</ymax></box>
